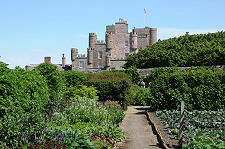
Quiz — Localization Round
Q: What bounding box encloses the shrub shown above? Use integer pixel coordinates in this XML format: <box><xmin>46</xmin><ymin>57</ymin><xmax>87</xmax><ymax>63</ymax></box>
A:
<box><xmin>146</xmin><ymin>67</ymin><xmax>225</xmax><ymax>110</ymax></box>
<box><xmin>33</xmin><ymin>62</ymin><xmax>66</xmax><ymax>102</ymax></box>
<box><xmin>86</xmin><ymin>72</ymin><xmax>131</xmax><ymax>108</ymax></box>
<box><xmin>65</xmin><ymin>85</ymin><xmax>99</xmax><ymax>101</ymax></box>
<box><xmin>62</xmin><ymin>70</ymin><xmax>87</xmax><ymax>87</ymax></box>
<box><xmin>125</xmin><ymin>85</ymin><xmax>152</xmax><ymax>106</ymax></box>
<box><xmin>0</xmin><ymin>68</ymin><xmax>50</xmax><ymax>114</ymax></box>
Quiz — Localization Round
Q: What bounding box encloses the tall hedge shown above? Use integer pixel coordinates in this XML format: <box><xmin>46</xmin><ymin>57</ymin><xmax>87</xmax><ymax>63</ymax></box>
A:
<box><xmin>144</xmin><ymin>67</ymin><xmax>225</xmax><ymax>110</ymax></box>
<box><xmin>86</xmin><ymin>72</ymin><xmax>131</xmax><ymax>104</ymax></box>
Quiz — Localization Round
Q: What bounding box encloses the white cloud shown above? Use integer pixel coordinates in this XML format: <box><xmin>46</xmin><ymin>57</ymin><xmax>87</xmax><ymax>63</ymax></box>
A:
<box><xmin>158</xmin><ymin>28</ymin><xmax>225</xmax><ymax>40</ymax></box>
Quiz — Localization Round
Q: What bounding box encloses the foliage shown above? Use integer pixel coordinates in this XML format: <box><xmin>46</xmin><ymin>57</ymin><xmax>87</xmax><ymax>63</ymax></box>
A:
<box><xmin>0</xmin><ymin>112</ymin><xmax>46</xmax><ymax>148</ymax></box>
<box><xmin>79</xmin><ymin>123</ymin><xmax>125</xmax><ymax>149</ymax></box>
<box><xmin>64</xmin><ymin>98</ymin><xmax>108</xmax><ymax>124</ymax></box>
<box><xmin>104</xmin><ymin>100</ymin><xmax>125</xmax><ymax>124</ymax></box>
<box><xmin>0</xmin><ymin>61</ymin><xmax>9</xmax><ymax>75</ymax></box>
<box><xmin>20</xmin><ymin>128</ymin><xmax>95</xmax><ymax>149</ymax></box>
<box><xmin>156</xmin><ymin>109</ymin><xmax>225</xmax><ymax>144</ymax></box>
<box><xmin>62</xmin><ymin>70</ymin><xmax>87</xmax><ymax>87</ymax></box>
<box><xmin>86</xmin><ymin>72</ymin><xmax>131</xmax><ymax>109</ymax></box>
<box><xmin>125</xmin><ymin>85</ymin><xmax>152</xmax><ymax>106</ymax></box>
<box><xmin>65</xmin><ymin>85</ymin><xmax>99</xmax><ymax>102</ymax></box>
<box><xmin>34</xmin><ymin>62</ymin><xmax>66</xmax><ymax>102</ymax></box>
<box><xmin>183</xmin><ymin>136</ymin><xmax>225</xmax><ymax>149</ymax></box>
<box><xmin>0</xmin><ymin>69</ymin><xmax>50</xmax><ymax>114</ymax></box>
<box><xmin>124</xmin><ymin>31</ymin><xmax>225</xmax><ymax>68</ymax></box>
<box><xmin>124</xmin><ymin>67</ymin><xmax>141</xmax><ymax>83</ymax></box>
<box><xmin>143</xmin><ymin>67</ymin><xmax>225</xmax><ymax>110</ymax></box>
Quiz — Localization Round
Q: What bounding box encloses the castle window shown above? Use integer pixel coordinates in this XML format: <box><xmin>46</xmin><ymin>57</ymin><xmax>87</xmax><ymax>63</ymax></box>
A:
<box><xmin>98</xmin><ymin>51</ymin><xmax>103</xmax><ymax>59</ymax></box>
<box><xmin>131</xmin><ymin>40</ymin><xmax>134</xmax><ymax>45</ymax></box>
<box><xmin>99</xmin><ymin>64</ymin><xmax>103</xmax><ymax>68</ymax></box>
<box><xmin>79</xmin><ymin>61</ymin><xmax>84</xmax><ymax>68</ymax></box>
<box><xmin>125</xmin><ymin>40</ymin><xmax>128</xmax><ymax>47</ymax></box>
<box><xmin>125</xmin><ymin>53</ymin><xmax>129</xmax><ymax>58</ymax></box>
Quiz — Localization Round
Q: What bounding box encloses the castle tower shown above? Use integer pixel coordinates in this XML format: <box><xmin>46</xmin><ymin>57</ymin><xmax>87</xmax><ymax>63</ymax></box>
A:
<box><xmin>44</xmin><ymin>57</ymin><xmax>51</xmax><ymax>63</ymax></box>
<box><xmin>150</xmin><ymin>28</ymin><xmax>157</xmax><ymax>45</ymax></box>
<box><xmin>87</xmin><ymin>33</ymin><xmax>96</xmax><ymax>65</ymax></box>
<box><xmin>106</xmin><ymin>32</ymin><xmax>113</xmax><ymax>50</ymax></box>
<box><xmin>130</xmin><ymin>30</ymin><xmax>138</xmax><ymax>53</ymax></box>
<box><xmin>89</xmin><ymin>33</ymin><xmax>97</xmax><ymax>48</ymax></box>
<box><xmin>71</xmin><ymin>48</ymin><xmax>78</xmax><ymax>61</ymax></box>
<box><xmin>62</xmin><ymin>53</ymin><xmax>66</xmax><ymax>67</ymax></box>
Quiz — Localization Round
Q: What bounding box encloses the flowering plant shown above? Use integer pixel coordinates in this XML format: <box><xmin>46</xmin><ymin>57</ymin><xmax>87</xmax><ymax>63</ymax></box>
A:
<box><xmin>104</xmin><ymin>100</ymin><xmax>125</xmax><ymax>124</ymax></box>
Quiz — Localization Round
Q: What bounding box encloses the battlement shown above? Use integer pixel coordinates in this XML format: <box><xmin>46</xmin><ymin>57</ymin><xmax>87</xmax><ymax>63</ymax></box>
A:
<box><xmin>97</xmin><ymin>40</ymin><xmax>105</xmax><ymax>44</ymax></box>
<box><xmin>77</xmin><ymin>54</ymin><xmax>86</xmax><ymax>58</ymax></box>
<box><xmin>115</xmin><ymin>18</ymin><xmax>127</xmax><ymax>24</ymax></box>
<box><xmin>89</xmin><ymin>33</ymin><xmax>97</xmax><ymax>36</ymax></box>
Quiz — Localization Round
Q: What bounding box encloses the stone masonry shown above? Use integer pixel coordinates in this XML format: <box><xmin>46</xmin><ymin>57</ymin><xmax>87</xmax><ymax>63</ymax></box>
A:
<box><xmin>71</xmin><ymin>19</ymin><xmax>157</xmax><ymax>71</ymax></box>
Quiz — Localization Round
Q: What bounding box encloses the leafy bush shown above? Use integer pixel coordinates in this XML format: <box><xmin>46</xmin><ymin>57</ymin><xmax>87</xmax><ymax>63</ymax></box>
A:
<box><xmin>155</xmin><ymin>67</ymin><xmax>224</xmax><ymax>110</ymax></box>
<box><xmin>183</xmin><ymin>136</ymin><xmax>225</xmax><ymax>149</ymax></box>
<box><xmin>125</xmin><ymin>85</ymin><xmax>152</xmax><ymax>106</ymax></box>
<box><xmin>0</xmin><ymin>68</ymin><xmax>50</xmax><ymax>114</ymax></box>
<box><xmin>124</xmin><ymin>31</ymin><xmax>225</xmax><ymax>68</ymax></box>
<box><xmin>62</xmin><ymin>70</ymin><xmax>87</xmax><ymax>87</ymax></box>
<box><xmin>34</xmin><ymin>62</ymin><xmax>66</xmax><ymax>102</ymax></box>
<box><xmin>65</xmin><ymin>85</ymin><xmax>99</xmax><ymax>101</ymax></box>
<box><xmin>86</xmin><ymin>72</ymin><xmax>131</xmax><ymax>108</ymax></box>
<box><xmin>0</xmin><ymin>61</ymin><xmax>9</xmax><ymax>75</ymax></box>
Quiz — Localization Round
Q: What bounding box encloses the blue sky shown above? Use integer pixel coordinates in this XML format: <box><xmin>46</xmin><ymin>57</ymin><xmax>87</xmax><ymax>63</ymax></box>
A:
<box><xmin>0</xmin><ymin>0</ymin><xmax>225</xmax><ymax>68</ymax></box>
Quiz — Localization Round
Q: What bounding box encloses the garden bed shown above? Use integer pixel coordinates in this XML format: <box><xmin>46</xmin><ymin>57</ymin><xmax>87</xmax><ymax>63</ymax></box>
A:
<box><xmin>148</xmin><ymin>112</ymin><xmax>180</xmax><ymax>149</ymax></box>
<box><xmin>151</xmin><ymin>109</ymin><xmax>225</xmax><ymax>148</ymax></box>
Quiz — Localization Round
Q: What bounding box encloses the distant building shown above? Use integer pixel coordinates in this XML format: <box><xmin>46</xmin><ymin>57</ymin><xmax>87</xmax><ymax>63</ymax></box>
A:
<box><xmin>72</xmin><ymin>19</ymin><xmax>157</xmax><ymax>71</ymax></box>
<box><xmin>26</xmin><ymin>19</ymin><xmax>157</xmax><ymax>72</ymax></box>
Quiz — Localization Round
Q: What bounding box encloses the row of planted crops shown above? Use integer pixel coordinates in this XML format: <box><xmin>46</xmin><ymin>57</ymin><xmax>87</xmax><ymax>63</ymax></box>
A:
<box><xmin>156</xmin><ymin>109</ymin><xmax>225</xmax><ymax>148</ymax></box>
<box><xmin>0</xmin><ymin>62</ymin><xmax>128</xmax><ymax>149</ymax></box>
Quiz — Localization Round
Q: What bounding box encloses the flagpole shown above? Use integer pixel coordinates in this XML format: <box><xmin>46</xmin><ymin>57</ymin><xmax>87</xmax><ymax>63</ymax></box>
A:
<box><xmin>144</xmin><ymin>8</ymin><xmax>146</xmax><ymax>27</ymax></box>
<box><xmin>144</xmin><ymin>11</ymin><xmax>145</xmax><ymax>27</ymax></box>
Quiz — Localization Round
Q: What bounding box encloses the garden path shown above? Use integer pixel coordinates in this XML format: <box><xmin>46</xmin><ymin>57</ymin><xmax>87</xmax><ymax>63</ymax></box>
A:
<box><xmin>118</xmin><ymin>106</ymin><xmax>162</xmax><ymax>149</ymax></box>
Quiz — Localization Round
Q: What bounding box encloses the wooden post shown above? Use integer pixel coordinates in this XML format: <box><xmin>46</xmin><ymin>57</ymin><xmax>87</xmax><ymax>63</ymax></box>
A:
<box><xmin>179</xmin><ymin>101</ymin><xmax>184</xmax><ymax>146</ymax></box>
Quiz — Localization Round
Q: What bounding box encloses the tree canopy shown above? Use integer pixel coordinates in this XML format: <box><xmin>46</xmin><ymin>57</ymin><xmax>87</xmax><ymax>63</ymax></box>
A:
<box><xmin>124</xmin><ymin>31</ymin><xmax>225</xmax><ymax>68</ymax></box>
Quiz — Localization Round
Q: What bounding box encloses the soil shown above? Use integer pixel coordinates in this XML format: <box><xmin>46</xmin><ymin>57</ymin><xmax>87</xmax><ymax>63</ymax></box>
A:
<box><xmin>149</xmin><ymin>112</ymin><xmax>180</xmax><ymax>149</ymax></box>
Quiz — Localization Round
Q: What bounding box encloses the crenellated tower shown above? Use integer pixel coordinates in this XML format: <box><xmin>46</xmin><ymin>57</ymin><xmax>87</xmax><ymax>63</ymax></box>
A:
<box><xmin>150</xmin><ymin>28</ymin><xmax>157</xmax><ymax>45</ymax></box>
<box><xmin>130</xmin><ymin>30</ymin><xmax>138</xmax><ymax>53</ymax></box>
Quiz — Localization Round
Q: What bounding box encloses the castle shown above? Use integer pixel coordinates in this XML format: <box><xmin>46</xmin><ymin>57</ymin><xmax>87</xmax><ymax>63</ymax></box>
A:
<box><xmin>26</xmin><ymin>19</ymin><xmax>157</xmax><ymax>72</ymax></box>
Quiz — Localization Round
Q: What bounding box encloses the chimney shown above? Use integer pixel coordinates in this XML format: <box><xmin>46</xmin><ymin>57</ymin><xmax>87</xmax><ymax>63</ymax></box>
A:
<box><xmin>62</xmin><ymin>53</ymin><xmax>65</xmax><ymax>67</ymax></box>
<box><xmin>25</xmin><ymin>65</ymin><xmax>32</xmax><ymax>71</ymax></box>
<box><xmin>44</xmin><ymin>57</ymin><xmax>51</xmax><ymax>63</ymax></box>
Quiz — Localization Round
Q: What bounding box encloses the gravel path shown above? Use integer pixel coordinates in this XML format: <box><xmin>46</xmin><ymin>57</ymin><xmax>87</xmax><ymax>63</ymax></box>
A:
<box><xmin>118</xmin><ymin>106</ymin><xmax>162</xmax><ymax>149</ymax></box>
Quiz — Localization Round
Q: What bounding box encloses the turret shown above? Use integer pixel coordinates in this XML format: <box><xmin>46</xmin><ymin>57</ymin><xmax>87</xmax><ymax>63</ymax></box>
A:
<box><xmin>150</xmin><ymin>28</ymin><xmax>157</xmax><ymax>45</ymax></box>
<box><xmin>106</xmin><ymin>55</ymin><xmax>111</xmax><ymax>67</ymax></box>
<box><xmin>44</xmin><ymin>57</ymin><xmax>51</xmax><ymax>63</ymax></box>
<box><xmin>71</xmin><ymin>48</ymin><xmax>78</xmax><ymax>61</ymax></box>
<box><xmin>25</xmin><ymin>65</ymin><xmax>32</xmax><ymax>71</ymax></box>
<box><xmin>89</xmin><ymin>33</ymin><xmax>97</xmax><ymax>48</ymax></box>
<box><xmin>130</xmin><ymin>30</ymin><xmax>138</xmax><ymax>50</ymax></box>
<box><xmin>87</xmin><ymin>48</ymin><xmax>94</xmax><ymax>65</ymax></box>
<box><xmin>106</xmin><ymin>32</ymin><xmax>113</xmax><ymax>50</ymax></box>
<box><xmin>62</xmin><ymin>53</ymin><xmax>66</xmax><ymax>67</ymax></box>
